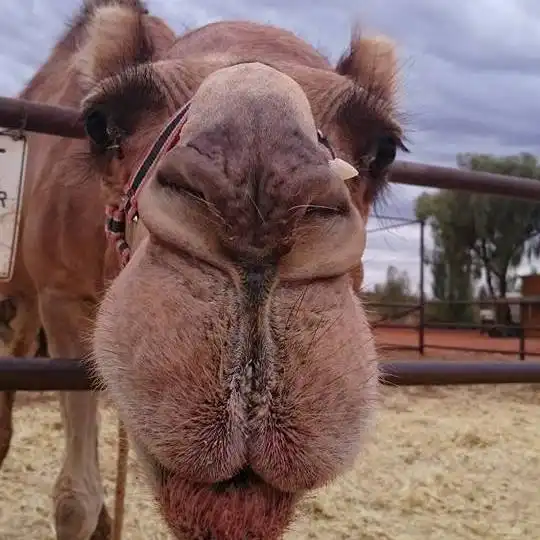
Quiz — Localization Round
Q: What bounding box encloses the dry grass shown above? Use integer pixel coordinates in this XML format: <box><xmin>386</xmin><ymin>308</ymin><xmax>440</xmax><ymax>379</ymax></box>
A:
<box><xmin>1</xmin><ymin>383</ymin><xmax>538</xmax><ymax>539</ymax></box>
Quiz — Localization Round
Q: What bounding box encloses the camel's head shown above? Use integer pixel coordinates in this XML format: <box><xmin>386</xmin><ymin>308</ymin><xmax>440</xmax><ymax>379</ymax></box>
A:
<box><xmin>77</xmin><ymin>4</ymin><xmax>405</xmax><ymax>539</ymax></box>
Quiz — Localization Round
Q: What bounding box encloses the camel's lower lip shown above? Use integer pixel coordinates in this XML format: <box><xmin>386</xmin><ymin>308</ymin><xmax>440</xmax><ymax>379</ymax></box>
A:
<box><xmin>153</xmin><ymin>462</ymin><xmax>298</xmax><ymax>539</ymax></box>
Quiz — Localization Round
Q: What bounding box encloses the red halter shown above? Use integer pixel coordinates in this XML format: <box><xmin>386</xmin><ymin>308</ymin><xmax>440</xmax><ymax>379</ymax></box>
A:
<box><xmin>104</xmin><ymin>102</ymin><xmax>191</xmax><ymax>267</ymax></box>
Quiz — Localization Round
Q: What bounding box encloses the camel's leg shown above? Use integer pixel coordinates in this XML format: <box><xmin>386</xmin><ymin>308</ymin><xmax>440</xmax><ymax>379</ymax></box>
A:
<box><xmin>39</xmin><ymin>291</ymin><xmax>111</xmax><ymax>540</ymax></box>
<box><xmin>0</xmin><ymin>295</ymin><xmax>40</xmax><ymax>467</ymax></box>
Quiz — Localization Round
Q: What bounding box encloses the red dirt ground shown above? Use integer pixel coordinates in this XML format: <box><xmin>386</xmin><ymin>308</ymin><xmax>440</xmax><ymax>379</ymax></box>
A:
<box><xmin>374</xmin><ymin>326</ymin><xmax>540</xmax><ymax>361</ymax></box>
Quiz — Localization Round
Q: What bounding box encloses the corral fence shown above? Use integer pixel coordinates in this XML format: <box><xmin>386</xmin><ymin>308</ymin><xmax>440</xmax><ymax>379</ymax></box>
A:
<box><xmin>371</xmin><ymin>298</ymin><xmax>540</xmax><ymax>360</ymax></box>
<box><xmin>2</xmin><ymin>94</ymin><xmax>540</xmax><ymax>389</ymax></box>
<box><xmin>365</xmin><ymin>215</ymin><xmax>540</xmax><ymax>360</ymax></box>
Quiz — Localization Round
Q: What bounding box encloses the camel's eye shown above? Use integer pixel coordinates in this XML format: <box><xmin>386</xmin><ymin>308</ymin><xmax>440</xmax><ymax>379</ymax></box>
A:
<box><xmin>369</xmin><ymin>134</ymin><xmax>397</xmax><ymax>178</ymax></box>
<box><xmin>83</xmin><ymin>108</ymin><xmax>112</xmax><ymax>151</ymax></box>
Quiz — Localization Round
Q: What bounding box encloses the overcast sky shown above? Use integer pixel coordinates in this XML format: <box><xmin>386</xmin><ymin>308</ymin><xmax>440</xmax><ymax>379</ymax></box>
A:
<box><xmin>2</xmin><ymin>0</ymin><xmax>539</xmax><ymax>294</ymax></box>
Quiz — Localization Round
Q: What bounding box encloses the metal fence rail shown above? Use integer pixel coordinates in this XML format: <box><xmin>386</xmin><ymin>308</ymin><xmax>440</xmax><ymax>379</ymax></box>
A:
<box><xmin>0</xmin><ymin>96</ymin><xmax>84</xmax><ymax>139</ymax></box>
<box><xmin>1</xmin><ymin>357</ymin><xmax>539</xmax><ymax>391</ymax></box>
<box><xmin>3</xmin><ymin>96</ymin><xmax>540</xmax><ymax>200</ymax></box>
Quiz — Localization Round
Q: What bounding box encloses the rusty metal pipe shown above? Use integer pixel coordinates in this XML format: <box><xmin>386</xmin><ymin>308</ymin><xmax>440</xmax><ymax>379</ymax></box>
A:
<box><xmin>2</xmin><ymin>97</ymin><xmax>540</xmax><ymax>199</ymax></box>
<box><xmin>0</xmin><ymin>96</ymin><xmax>85</xmax><ymax>139</ymax></box>
<box><xmin>381</xmin><ymin>361</ymin><xmax>540</xmax><ymax>386</ymax></box>
<box><xmin>0</xmin><ymin>357</ymin><xmax>94</xmax><ymax>391</ymax></box>
<box><xmin>389</xmin><ymin>160</ymin><xmax>540</xmax><ymax>200</ymax></box>
<box><xmin>0</xmin><ymin>357</ymin><xmax>539</xmax><ymax>391</ymax></box>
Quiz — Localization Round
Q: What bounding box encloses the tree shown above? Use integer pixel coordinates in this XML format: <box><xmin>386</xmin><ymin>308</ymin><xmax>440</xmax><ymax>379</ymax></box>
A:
<box><xmin>416</xmin><ymin>190</ymin><xmax>477</xmax><ymax>322</ymax></box>
<box><xmin>369</xmin><ymin>265</ymin><xmax>417</xmax><ymax>321</ymax></box>
<box><xmin>458</xmin><ymin>153</ymin><xmax>540</xmax><ymax>298</ymax></box>
<box><xmin>374</xmin><ymin>265</ymin><xmax>411</xmax><ymax>297</ymax></box>
<box><xmin>416</xmin><ymin>152</ymin><xmax>540</xmax><ymax>324</ymax></box>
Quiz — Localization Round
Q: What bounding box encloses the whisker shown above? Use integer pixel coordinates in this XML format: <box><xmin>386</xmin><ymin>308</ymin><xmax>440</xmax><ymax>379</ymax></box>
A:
<box><xmin>323</xmin><ymin>361</ymin><xmax>380</xmax><ymax>393</ymax></box>
<box><xmin>303</xmin><ymin>316</ymin><xmax>326</xmax><ymax>359</ymax></box>
<box><xmin>178</xmin><ymin>195</ymin><xmax>225</xmax><ymax>229</ymax></box>
<box><xmin>247</xmin><ymin>191</ymin><xmax>265</xmax><ymax>223</ymax></box>
<box><xmin>285</xmin><ymin>285</ymin><xmax>310</xmax><ymax>332</ymax></box>
<box><xmin>303</xmin><ymin>312</ymin><xmax>344</xmax><ymax>360</ymax></box>
<box><xmin>296</xmin><ymin>309</ymin><xmax>382</xmax><ymax>389</ymax></box>
<box><xmin>182</xmin><ymin>191</ymin><xmax>224</xmax><ymax>222</ymax></box>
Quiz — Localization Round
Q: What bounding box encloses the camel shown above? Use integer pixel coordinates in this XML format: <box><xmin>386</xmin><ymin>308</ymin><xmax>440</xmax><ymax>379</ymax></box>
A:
<box><xmin>0</xmin><ymin>0</ymin><xmax>406</xmax><ymax>538</ymax></box>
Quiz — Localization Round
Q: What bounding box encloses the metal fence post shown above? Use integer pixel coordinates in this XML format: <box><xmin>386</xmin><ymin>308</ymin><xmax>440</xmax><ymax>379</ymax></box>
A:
<box><xmin>418</xmin><ymin>219</ymin><xmax>426</xmax><ymax>356</ymax></box>
<box><xmin>519</xmin><ymin>302</ymin><xmax>526</xmax><ymax>361</ymax></box>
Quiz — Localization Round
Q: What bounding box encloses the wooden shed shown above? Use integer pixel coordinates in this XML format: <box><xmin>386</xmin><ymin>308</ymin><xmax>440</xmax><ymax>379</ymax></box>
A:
<box><xmin>520</xmin><ymin>273</ymin><xmax>540</xmax><ymax>338</ymax></box>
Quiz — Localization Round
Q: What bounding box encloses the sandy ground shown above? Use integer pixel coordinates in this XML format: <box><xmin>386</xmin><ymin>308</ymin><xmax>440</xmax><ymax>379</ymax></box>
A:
<box><xmin>0</xmin><ymin>379</ymin><xmax>539</xmax><ymax>540</ymax></box>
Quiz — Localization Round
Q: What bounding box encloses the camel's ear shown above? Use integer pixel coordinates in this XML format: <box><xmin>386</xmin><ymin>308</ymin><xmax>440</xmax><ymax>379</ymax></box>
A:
<box><xmin>75</xmin><ymin>5</ymin><xmax>175</xmax><ymax>86</ymax></box>
<box><xmin>336</xmin><ymin>30</ymin><xmax>398</xmax><ymax>104</ymax></box>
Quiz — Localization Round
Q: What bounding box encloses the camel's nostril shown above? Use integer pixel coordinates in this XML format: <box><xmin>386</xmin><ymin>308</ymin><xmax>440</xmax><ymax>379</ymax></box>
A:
<box><xmin>211</xmin><ymin>466</ymin><xmax>263</xmax><ymax>493</ymax></box>
<box><xmin>156</xmin><ymin>168</ymin><xmax>206</xmax><ymax>201</ymax></box>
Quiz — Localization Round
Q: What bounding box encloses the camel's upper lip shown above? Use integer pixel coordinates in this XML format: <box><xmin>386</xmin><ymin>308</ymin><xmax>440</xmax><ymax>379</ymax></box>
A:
<box><xmin>138</xmin><ymin>436</ymin><xmax>272</xmax><ymax>494</ymax></box>
<box><xmin>158</xmin><ymin>460</ymin><xmax>274</xmax><ymax>497</ymax></box>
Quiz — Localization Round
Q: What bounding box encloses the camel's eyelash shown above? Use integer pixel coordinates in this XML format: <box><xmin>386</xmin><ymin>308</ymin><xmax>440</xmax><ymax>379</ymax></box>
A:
<box><xmin>83</xmin><ymin>64</ymin><xmax>166</xmax><ymax>136</ymax></box>
<box><xmin>101</xmin><ymin>64</ymin><xmax>164</xmax><ymax>106</ymax></box>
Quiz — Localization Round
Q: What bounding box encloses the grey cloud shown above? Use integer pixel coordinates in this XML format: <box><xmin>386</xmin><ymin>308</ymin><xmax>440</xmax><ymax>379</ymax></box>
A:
<box><xmin>1</xmin><ymin>2</ymin><xmax>72</xmax><ymax>96</ymax></box>
<box><xmin>359</xmin><ymin>0</ymin><xmax>540</xmax><ymax>74</ymax></box>
<box><xmin>373</xmin><ymin>185</ymin><xmax>419</xmax><ymax>221</ymax></box>
<box><xmin>408</xmin><ymin>58</ymin><xmax>540</xmax><ymax>145</ymax></box>
<box><xmin>353</xmin><ymin>0</ymin><xmax>540</xmax><ymax>165</ymax></box>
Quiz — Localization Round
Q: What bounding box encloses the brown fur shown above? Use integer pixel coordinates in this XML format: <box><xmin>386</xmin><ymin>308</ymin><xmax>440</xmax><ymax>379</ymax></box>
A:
<box><xmin>0</xmin><ymin>1</ymin><xmax>404</xmax><ymax>538</ymax></box>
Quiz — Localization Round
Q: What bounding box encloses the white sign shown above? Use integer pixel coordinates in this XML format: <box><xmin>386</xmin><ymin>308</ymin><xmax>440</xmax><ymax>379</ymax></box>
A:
<box><xmin>0</xmin><ymin>131</ymin><xmax>28</xmax><ymax>281</ymax></box>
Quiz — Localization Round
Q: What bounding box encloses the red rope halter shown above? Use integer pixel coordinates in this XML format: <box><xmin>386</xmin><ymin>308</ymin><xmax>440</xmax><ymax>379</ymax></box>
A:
<box><xmin>104</xmin><ymin>102</ymin><xmax>191</xmax><ymax>267</ymax></box>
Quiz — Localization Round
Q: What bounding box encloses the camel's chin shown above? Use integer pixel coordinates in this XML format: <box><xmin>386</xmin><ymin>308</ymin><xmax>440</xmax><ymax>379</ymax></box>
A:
<box><xmin>152</xmin><ymin>464</ymin><xmax>299</xmax><ymax>540</ymax></box>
